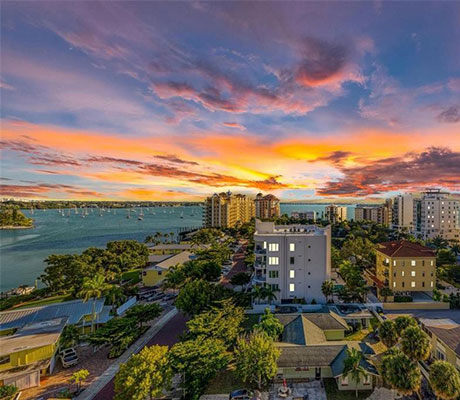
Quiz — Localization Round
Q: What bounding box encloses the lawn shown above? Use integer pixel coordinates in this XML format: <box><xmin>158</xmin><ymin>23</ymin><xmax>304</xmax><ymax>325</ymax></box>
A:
<box><xmin>344</xmin><ymin>328</ymin><xmax>371</xmax><ymax>341</ymax></box>
<box><xmin>241</xmin><ymin>313</ymin><xmax>261</xmax><ymax>332</ymax></box>
<box><xmin>323</xmin><ymin>378</ymin><xmax>372</xmax><ymax>400</ymax></box>
<box><xmin>14</xmin><ymin>294</ymin><xmax>72</xmax><ymax>309</ymax></box>
<box><xmin>122</xmin><ymin>269</ymin><xmax>141</xmax><ymax>284</ymax></box>
<box><xmin>205</xmin><ymin>368</ymin><xmax>245</xmax><ymax>394</ymax></box>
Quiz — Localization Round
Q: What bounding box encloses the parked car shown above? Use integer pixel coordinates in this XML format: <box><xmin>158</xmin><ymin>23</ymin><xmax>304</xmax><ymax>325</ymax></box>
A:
<box><xmin>229</xmin><ymin>389</ymin><xmax>253</xmax><ymax>400</ymax></box>
<box><xmin>60</xmin><ymin>347</ymin><xmax>78</xmax><ymax>368</ymax></box>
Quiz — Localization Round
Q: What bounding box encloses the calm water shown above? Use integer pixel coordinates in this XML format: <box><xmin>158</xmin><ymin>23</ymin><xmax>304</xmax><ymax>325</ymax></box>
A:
<box><xmin>0</xmin><ymin>204</ymin><xmax>355</xmax><ymax>291</ymax></box>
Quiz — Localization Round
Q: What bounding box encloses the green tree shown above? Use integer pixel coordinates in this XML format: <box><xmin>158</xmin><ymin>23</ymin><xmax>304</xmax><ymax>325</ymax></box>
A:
<box><xmin>437</xmin><ymin>249</ymin><xmax>456</xmax><ymax>266</ymax></box>
<box><xmin>340</xmin><ymin>237</ymin><xmax>375</xmax><ymax>268</ymax></box>
<box><xmin>400</xmin><ymin>326</ymin><xmax>431</xmax><ymax>361</ymax></box>
<box><xmin>234</xmin><ymin>330</ymin><xmax>280</xmax><ymax>390</ymax></box>
<box><xmin>78</xmin><ymin>274</ymin><xmax>111</xmax><ymax>333</ymax></box>
<box><xmin>379</xmin><ymin>320</ymin><xmax>399</xmax><ymax>348</ymax></box>
<box><xmin>69</xmin><ymin>369</ymin><xmax>89</xmax><ymax>394</ymax></box>
<box><xmin>125</xmin><ymin>303</ymin><xmax>162</xmax><ymax>329</ymax></box>
<box><xmin>381</xmin><ymin>350</ymin><xmax>421</xmax><ymax>396</ymax></box>
<box><xmin>162</xmin><ymin>264</ymin><xmax>187</xmax><ymax>289</ymax></box>
<box><xmin>394</xmin><ymin>315</ymin><xmax>417</xmax><ymax>336</ymax></box>
<box><xmin>185</xmin><ymin>300</ymin><xmax>244</xmax><ymax>346</ymax></box>
<box><xmin>168</xmin><ymin>337</ymin><xmax>230</xmax><ymax>400</ymax></box>
<box><xmin>175</xmin><ymin>279</ymin><xmax>226</xmax><ymax>316</ymax></box>
<box><xmin>230</xmin><ymin>272</ymin><xmax>251</xmax><ymax>290</ymax></box>
<box><xmin>254</xmin><ymin>308</ymin><xmax>284</xmax><ymax>340</ymax></box>
<box><xmin>321</xmin><ymin>280</ymin><xmax>334</xmax><ymax>303</ymax></box>
<box><xmin>379</xmin><ymin>287</ymin><xmax>393</xmax><ymax>302</ymax></box>
<box><xmin>60</xmin><ymin>325</ymin><xmax>81</xmax><ymax>349</ymax></box>
<box><xmin>342</xmin><ymin>348</ymin><xmax>368</xmax><ymax>398</ymax></box>
<box><xmin>429</xmin><ymin>360</ymin><xmax>460</xmax><ymax>400</ymax></box>
<box><xmin>106</xmin><ymin>240</ymin><xmax>149</xmax><ymax>271</ymax></box>
<box><xmin>105</xmin><ymin>285</ymin><xmax>126</xmax><ymax>314</ymax></box>
<box><xmin>114</xmin><ymin>345</ymin><xmax>171</xmax><ymax>400</ymax></box>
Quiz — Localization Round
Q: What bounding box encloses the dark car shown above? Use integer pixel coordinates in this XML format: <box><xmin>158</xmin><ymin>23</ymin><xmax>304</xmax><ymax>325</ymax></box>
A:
<box><xmin>229</xmin><ymin>389</ymin><xmax>252</xmax><ymax>400</ymax></box>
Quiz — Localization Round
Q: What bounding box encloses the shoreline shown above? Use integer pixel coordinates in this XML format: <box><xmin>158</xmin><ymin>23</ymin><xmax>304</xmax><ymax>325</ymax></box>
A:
<box><xmin>0</xmin><ymin>225</ymin><xmax>34</xmax><ymax>230</ymax></box>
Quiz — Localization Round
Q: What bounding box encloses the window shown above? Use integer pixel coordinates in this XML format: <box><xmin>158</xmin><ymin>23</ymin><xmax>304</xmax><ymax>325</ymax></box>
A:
<box><xmin>401</xmin><ymin>271</ymin><xmax>405</xmax><ymax>277</ymax></box>
<box><xmin>430</xmin><ymin>260</ymin><xmax>434</xmax><ymax>266</ymax></box>
<box><xmin>393</xmin><ymin>260</ymin><xmax>396</xmax><ymax>266</ymax></box>
<box><xmin>263</xmin><ymin>241</ymin><xmax>267</xmax><ymax>249</ymax></box>
<box><xmin>269</xmin><ymin>243</ymin><xmax>279</xmax><ymax>252</ymax></box>
<box><xmin>289</xmin><ymin>283</ymin><xmax>295</xmax><ymax>292</ymax></box>
<box><xmin>431</xmin><ymin>281</ymin><xmax>434</xmax><ymax>288</ymax></box>
<box><xmin>0</xmin><ymin>356</ymin><xmax>9</xmax><ymax>366</ymax></box>
<box><xmin>289</xmin><ymin>243</ymin><xmax>295</xmax><ymax>251</ymax></box>
<box><xmin>402</xmin><ymin>261</ymin><xmax>406</xmax><ymax>267</ymax></box>
<box><xmin>290</xmin><ymin>270</ymin><xmax>295</xmax><ymax>278</ymax></box>
<box><xmin>341</xmin><ymin>375</ymin><xmax>349</xmax><ymax>386</ymax></box>
<box><xmin>385</xmin><ymin>258</ymin><xmax>389</xmax><ymax>264</ymax></box>
<box><xmin>436</xmin><ymin>349</ymin><xmax>446</xmax><ymax>361</ymax></box>
<box><xmin>268</xmin><ymin>270</ymin><xmax>279</xmax><ymax>278</ymax></box>
<box><xmin>422</xmin><ymin>281</ymin><xmax>425</xmax><ymax>287</ymax></box>
<box><xmin>393</xmin><ymin>282</ymin><xmax>396</xmax><ymax>288</ymax></box>
<box><xmin>268</xmin><ymin>257</ymin><xmax>279</xmax><ymax>265</ymax></box>
<box><xmin>411</xmin><ymin>271</ymin><xmax>416</xmax><ymax>277</ymax></box>
<box><xmin>411</xmin><ymin>281</ymin><xmax>416</xmax><ymax>288</ymax></box>
<box><xmin>411</xmin><ymin>260</ymin><xmax>416</xmax><ymax>266</ymax></box>
<box><xmin>270</xmin><ymin>284</ymin><xmax>279</xmax><ymax>291</ymax></box>
<box><xmin>158</xmin><ymin>271</ymin><xmax>162</xmax><ymax>275</ymax></box>
<box><xmin>402</xmin><ymin>282</ymin><xmax>405</xmax><ymax>288</ymax></box>
<box><xmin>422</xmin><ymin>260</ymin><xmax>425</xmax><ymax>267</ymax></box>
<box><xmin>422</xmin><ymin>271</ymin><xmax>425</xmax><ymax>277</ymax></box>
<box><xmin>290</xmin><ymin>256</ymin><xmax>295</xmax><ymax>265</ymax></box>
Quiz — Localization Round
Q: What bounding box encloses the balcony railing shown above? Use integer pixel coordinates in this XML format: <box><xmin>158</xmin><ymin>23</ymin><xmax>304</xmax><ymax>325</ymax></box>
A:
<box><xmin>252</xmin><ymin>274</ymin><xmax>266</xmax><ymax>283</ymax></box>
<box><xmin>255</xmin><ymin>247</ymin><xmax>267</xmax><ymax>255</ymax></box>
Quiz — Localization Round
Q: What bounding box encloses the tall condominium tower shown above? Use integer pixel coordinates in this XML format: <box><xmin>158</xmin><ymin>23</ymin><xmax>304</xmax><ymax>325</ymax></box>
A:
<box><xmin>253</xmin><ymin>220</ymin><xmax>331</xmax><ymax>304</ymax></box>
<box><xmin>325</xmin><ymin>205</ymin><xmax>347</xmax><ymax>224</ymax></box>
<box><xmin>203</xmin><ymin>191</ymin><xmax>254</xmax><ymax>228</ymax></box>
<box><xmin>254</xmin><ymin>193</ymin><xmax>281</xmax><ymax>219</ymax></box>
<box><xmin>418</xmin><ymin>189</ymin><xmax>459</xmax><ymax>241</ymax></box>
<box><xmin>392</xmin><ymin>194</ymin><xmax>414</xmax><ymax>232</ymax></box>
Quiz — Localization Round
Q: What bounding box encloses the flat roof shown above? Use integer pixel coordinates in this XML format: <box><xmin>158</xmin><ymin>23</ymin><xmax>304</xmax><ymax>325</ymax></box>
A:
<box><xmin>0</xmin><ymin>317</ymin><xmax>67</xmax><ymax>357</ymax></box>
<box><xmin>145</xmin><ymin>251</ymin><xmax>195</xmax><ymax>271</ymax></box>
<box><xmin>148</xmin><ymin>243</ymin><xmax>204</xmax><ymax>251</ymax></box>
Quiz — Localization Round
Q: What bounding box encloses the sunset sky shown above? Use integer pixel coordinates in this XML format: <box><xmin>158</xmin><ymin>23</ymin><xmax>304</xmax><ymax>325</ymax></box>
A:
<box><xmin>1</xmin><ymin>1</ymin><xmax>459</xmax><ymax>201</ymax></box>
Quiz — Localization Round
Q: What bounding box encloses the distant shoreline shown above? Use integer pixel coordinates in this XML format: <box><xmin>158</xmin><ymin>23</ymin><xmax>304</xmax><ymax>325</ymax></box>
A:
<box><xmin>0</xmin><ymin>225</ymin><xmax>34</xmax><ymax>230</ymax></box>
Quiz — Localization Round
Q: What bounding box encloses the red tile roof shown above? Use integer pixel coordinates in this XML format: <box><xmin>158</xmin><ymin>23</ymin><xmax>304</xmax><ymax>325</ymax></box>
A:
<box><xmin>376</xmin><ymin>240</ymin><xmax>436</xmax><ymax>258</ymax></box>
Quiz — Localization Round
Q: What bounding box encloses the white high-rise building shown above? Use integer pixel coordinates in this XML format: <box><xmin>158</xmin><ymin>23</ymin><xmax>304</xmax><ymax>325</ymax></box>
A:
<box><xmin>392</xmin><ymin>194</ymin><xmax>414</xmax><ymax>232</ymax></box>
<box><xmin>418</xmin><ymin>189</ymin><xmax>459</xmax><ymax>241</ymax></box>
<box><xmin>253</xmin><ymin>220</ymin><xmax>331</xmax><ymax>304</ymax></box>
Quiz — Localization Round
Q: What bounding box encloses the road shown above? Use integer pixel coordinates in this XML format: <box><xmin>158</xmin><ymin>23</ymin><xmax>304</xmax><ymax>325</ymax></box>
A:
<box><xmin>94</xmin><ymin>312</ymin><xmax>188</xmax><ymax>400</ymax></box>
<box><xmin>221</xmin><ymin>240</ymin><xmax>248</xmax><ymax>288</ymax></box>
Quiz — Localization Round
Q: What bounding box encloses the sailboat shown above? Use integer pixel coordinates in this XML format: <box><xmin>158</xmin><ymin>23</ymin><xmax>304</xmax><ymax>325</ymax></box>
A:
<box><xmin>30</xmin><ymin>206</ymin><xmax>34</xmax><ymax>215</ymax></box>
<box><xmin>138</xmin><ymin>208</ymin><xmax>144</xmax><ymax>221</ymax></box>
<box><xmin>126</xmin><ymin>209</ymin><xmax>131</xmax><ymax>219</ymax></box>
<box><xmin>180</xmin><ymin>212</ymin><xmax>184</xmax><ymax>219</ymax></box>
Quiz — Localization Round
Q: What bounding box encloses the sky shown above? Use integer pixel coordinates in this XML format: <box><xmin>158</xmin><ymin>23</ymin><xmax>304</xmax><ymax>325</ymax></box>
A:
<box><xmin>1</xmin><ymin>1</ymin><xmax>459</xmax><ymax>202</ymax></box>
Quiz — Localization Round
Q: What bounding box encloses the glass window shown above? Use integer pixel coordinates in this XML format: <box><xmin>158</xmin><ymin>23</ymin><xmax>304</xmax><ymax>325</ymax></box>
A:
<box><xmin>290</xmin><ymin>270</ymin><xmax>295</xmax><ymax>278</ymax></box>
<box><xmin>411</xmin><ymin>271</ymin><xmax>416</xmax><ymax>277</ymax></box>
<box><xmin>401</xmin><ymin>271</ymin><xmax>405</xmax><ymax>277</ymax></box>
<box><xmin>393</xmin><ymin>260</ymin><xmax>396</xmax><ymax>266</ymax></box>
<box><xmin>411</xmin><ymin>281</ymin><xmax>416</xmax><ymax>288</ymax></box>
<box><xmin>393</xmin><ymin>282</ymin><xmax>396</xmax><ymax>288</ymax></box>
<box><xmin>263</xmin><ymin>241</ymin><xmax>267</xmax><ymax>249</ymax></box>
<box><xmin>269</xmin><ymin>243</ymin><xmax>279</xmax><ymax>251</ymax></box>
<box><xmin>270</xmin><ymin>284</ymin><xmax>279</xmax><ymax>291</ymax></box>
<box><xmin>289</xmin><ymin>243</ymin><xmax>295</xmax><ymax>251</ymax></box>
<box><xmin>431</xmin><ymin>281</ymin><xmax>434</xmax><ymax>288</ymax></box>
<box><xmin>290</xmin><ymin>256</ymin><xmax>295</xmax><ymax>265</ymax></box>
<box><xmin>268</xmin><ymin>257</ymin><xmax>279</xmax><ymax>265</ymax></box>
<box><xmin>289</xmin><ymin>283</ymin><xmax>295</xmax><ymax>292</ymax></box>
<box><xmin>268</xmin><ymin>270</ymin><xmax>279</xmax><ymax>278</ymax></box>
<box><xmin>411</xmin><ymin>260</ymin><xmax>416</xmax><ymax>266</ymax></box>
<box><xmin>430</xmin><ymin>260</ymin><xmax>434</xmax><ymax>266</ymax></box>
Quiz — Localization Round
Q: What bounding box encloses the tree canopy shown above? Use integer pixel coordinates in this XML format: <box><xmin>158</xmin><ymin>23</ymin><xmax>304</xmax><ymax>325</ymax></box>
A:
<box><xmin>254</xmin><ymin>308</ymin><xmax>284</xmax><ymax>340</ymax></box>
<box><xmin>429</xmin><ymin>360</ymin><xmax>460</xmax><ymax>400</ymax></box>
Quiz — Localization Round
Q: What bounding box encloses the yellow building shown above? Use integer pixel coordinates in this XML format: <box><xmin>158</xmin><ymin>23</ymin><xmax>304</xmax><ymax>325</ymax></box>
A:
<box><xmin>0</xmin><ymin>318</ymin><xmax>66</xmax><ymax>390</ymax></box>
<box><xmin>255</xmin><ymin>193</ymin><xmax>280</xmax><ymax>219</ymax></box>
<box><xmin>142</xmin><ymin>251</ymin><xmax>195</xmax><ymax>287</ymax></box>
<box><xmin>203</xmin><ymin>191</ymin><xmax>255</xmax><ymax>228</ymax></box>
<box><xmin>420</xmin><ymin>317</ymin><xmax>460</xmax><ymax>371</ymax></box>
<box><xmin>375</xmin><ymin>240</ymin><xmax>436</xmax><ymax>297</ymax></box>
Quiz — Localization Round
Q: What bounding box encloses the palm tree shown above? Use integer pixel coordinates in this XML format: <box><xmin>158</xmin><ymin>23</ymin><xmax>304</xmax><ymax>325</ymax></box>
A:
<box><xmin>394</xmin><ymin>315</ymin><xmax>417</xmax><ymax>336</ymax></box>
<box><xmin>321</xmin><ymin>280</ymin><xmax>334</xmax><ymax>303</ymax></box>
<box><xmin>379</xmin><ymin>320</ymin><xmax>399</xmax><ymax>348</ymax></box>
<box><xmin>78</xmin><ymin>274</ymin><xmax>110</xmax><ymax>334</ymax></box>
<box><xmin>106</xmin><ymin>285</ymin><xmax>126</xmax><ymax>315</ymax></box>
<box><xmin>343</xmin><ymin>348</ymin><xmax>368</xmax><ymax>398</ymax></box>
<box><xmin>400</xmin><ymin>326</ymin><xmax>431</xmax><ymax>361</ymax></box>
<box><xmin>429</xmin><ymin>360</ymin><xmax>460</xmax><ymax>400</ymax></box>
<box><xmin>382</xmin><ymin>350</ymin><xmax>421</xmax><ymax>396</ymax></box>
<box><xmin>162</xmin><ymin>264</ymin><xmax>186</xmax><ymax>290</ymax></box>
<box><xmin>261</xmin><ymin>286</ymin><xmax>278</xmax><ymax>304</ymax></box>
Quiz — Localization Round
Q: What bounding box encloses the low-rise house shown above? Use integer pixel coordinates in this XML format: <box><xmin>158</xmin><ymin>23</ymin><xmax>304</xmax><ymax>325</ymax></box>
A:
<box><xmin>274</xmin><ymin>312</ymin><xmax>378</xmax><ymax>391</ymax></box>
<box><xmin>0</xmin><ymin>317</ymin><xmax>66</xmax><ymax>390</ymax></box>
<box><xmin>148</xmin><ymin>243</ymin><xmax>205</xmax><ymax>255</ymax></box>
<box><xmin>142</xmin><ymin>251</ymin><xmax>196</xmax><ymax>286</ymax></box>
<box><xmin>420</xmin><ymin>318</ymin><xmax>460</xmax><ymax>370</ymax></box>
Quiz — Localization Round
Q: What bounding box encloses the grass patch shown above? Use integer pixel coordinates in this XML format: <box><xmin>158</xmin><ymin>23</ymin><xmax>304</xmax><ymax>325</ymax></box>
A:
<box><xmin>122</xmin><ymin>269</ymin><xmax>141</xmax><ymax>284</ymax></box>
<box><xmin>323</xmin><ymin>378</ymin><xmax>372</xmax><ymax>400</ymax></box>
<box><xmin>344</xmin><ymin>328</ymin><xmax>371</xmax><ymax>341</ymax></box>
<box><xmin>205</xmin><ymin>368</ymin><xmax>245</xmax><ymax>394</ymax></box>
<box><xmin>14</xmin><ymin>294</ymin><xmax>72</xmax><ymax>309</ymax></box>
<box><xmin>242</xmin><ymin>314</ymin><xmax>261</xmax><ymax>332</ymax></box>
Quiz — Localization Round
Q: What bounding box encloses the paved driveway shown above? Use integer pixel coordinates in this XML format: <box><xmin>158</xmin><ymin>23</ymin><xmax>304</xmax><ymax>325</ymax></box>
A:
<box><xmin>270</xmin><ymin>382</ymin><xmax>326</xmax><ymax>400</ymax></box>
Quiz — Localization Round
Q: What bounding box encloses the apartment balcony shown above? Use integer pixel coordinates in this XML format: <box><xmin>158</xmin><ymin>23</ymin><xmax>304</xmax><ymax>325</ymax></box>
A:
<box><xmin>254</xmin><ymin>261</ymin><xmax>266</xmax><ymax>270</ymax></box>
<box><xmin>252</xmin><ymin>273</ymin><xmax>266</xmax><ymax>285</ymax></box>
<box><xmin>383</xmin><ymin>260</ymin><xmax>390</xmax><ymax>267</ymax></box>
<box><xmin>255</xmin><ymin>247</ymin><xmax>267</xmax><ymax>255</ymax></box>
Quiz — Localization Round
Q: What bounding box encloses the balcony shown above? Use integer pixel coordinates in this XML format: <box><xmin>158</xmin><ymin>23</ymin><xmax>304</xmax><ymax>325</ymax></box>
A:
<box><xmin>255</xmin><ymin>247</ymin><xmax>267</xmax><ymax>255</ymax></box>
<box><xmin>252</xmin><ymin>273</ymin><xmax>266</xmax><ymax>284</ymax></box>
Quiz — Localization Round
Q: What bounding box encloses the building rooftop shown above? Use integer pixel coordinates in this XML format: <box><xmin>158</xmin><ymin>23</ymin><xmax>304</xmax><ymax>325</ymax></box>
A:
<box><xmin>145</xmin><ymin>250</ymin><xmax>195</xmax><ymax>271</ymax></box>
<box><xmin>255</xmin><ymin>220</ymin><xmax>329</xmax><ymax>236</ymax></box>
<box><xmin>376</xmin><ymin>240</ymin><xmax>436</xmax><ymax>258</ymax></box>
<box><xmin>0</xmin><ymin>298</ymin><xmax>105</xmax><ymax>331</ymax></box>
<box><xmin>148</xmin><ymin>243</ymin><xmax>204</xmax><ymax>251</ymax></box>
<box><xmin>0</xmin><ymin>317</ymin><xmax>67</xmax><ymax>357</ymax></box>
<box><xmin>419</xmin><ymin>318</ymin><xmax>460</xmax><ymax>357</ymax></box>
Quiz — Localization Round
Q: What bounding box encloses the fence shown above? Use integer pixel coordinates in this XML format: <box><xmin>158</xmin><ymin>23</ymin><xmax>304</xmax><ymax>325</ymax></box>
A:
<box><xmin>116</xmin><ymin>296</ymin><xmax>137</xmax><ymax>315</ymax></box>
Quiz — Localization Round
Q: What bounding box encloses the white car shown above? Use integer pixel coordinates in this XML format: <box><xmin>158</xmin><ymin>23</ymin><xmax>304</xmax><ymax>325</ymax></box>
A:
<box><xmin>60</xmin><ymin>347</ymin><xmax>79</xmax><ymax>368</ymax></box>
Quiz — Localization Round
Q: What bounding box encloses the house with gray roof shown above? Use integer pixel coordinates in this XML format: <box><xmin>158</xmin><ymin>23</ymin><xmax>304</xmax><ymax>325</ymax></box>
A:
<box><xmin>274</xmin><ymin>312</ymin><xmax>378</xmax><ymax>392</ymax></box>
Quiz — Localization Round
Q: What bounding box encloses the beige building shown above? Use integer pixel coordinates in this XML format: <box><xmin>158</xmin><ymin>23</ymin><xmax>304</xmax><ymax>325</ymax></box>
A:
<box><xmin>420</xmin><ymin>317</ymin><xmax>460</xmax><ymax>371</ymax></box>
<box><xmin>355</xmin><ymin>204</ymin><xmax>391</xmax><ymax>226</ymax></box>
<box><xmin>392</xmin><ymin>194</ymin><xmax>414</xmax><ymax>232</ymax></box>
<box><xmin>203</xmin><ymin>191</ymin><xmax>254</xmax><ymax>228</ymax></box>
<box><xmin>325</xmin><ymin>205</ymin><xmax>347</xmax><ymax>223</ymax></box>
<box><xmin>254</xmin><ymin>193</ymin><xmax>280</xmax><ymax>219</ymax></box>
<box><xmin>374</xmin><ymin>240</ymin><xmax>436</xmax><ymax>298</ymax></box>
<box><xmin>417</xmin><ymin>189</ymin><xmax>459</xmax><ymax>241</ymax></box>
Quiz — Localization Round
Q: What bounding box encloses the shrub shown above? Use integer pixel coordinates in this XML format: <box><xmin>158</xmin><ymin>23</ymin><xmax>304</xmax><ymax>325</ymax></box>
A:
<box><xmin>394</xmin><ymin>295</ymin><xmax>413</xmax><ymax>303</ymax></box>
<box><xmin>0</xmin><ymin>385</ymin><xmax>18</xmax><ymax>400</ymax></box>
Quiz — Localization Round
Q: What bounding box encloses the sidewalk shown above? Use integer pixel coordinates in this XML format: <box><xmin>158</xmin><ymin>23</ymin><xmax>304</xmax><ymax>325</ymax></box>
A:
<box><xmin>76</xmin><ymin>307</ymin><xmax>178</xmax><ymax>400</ymax></box>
